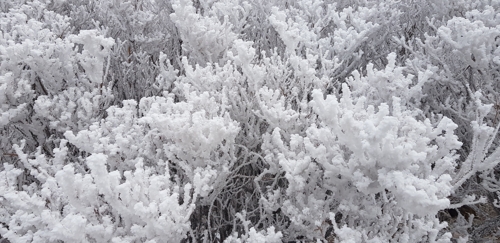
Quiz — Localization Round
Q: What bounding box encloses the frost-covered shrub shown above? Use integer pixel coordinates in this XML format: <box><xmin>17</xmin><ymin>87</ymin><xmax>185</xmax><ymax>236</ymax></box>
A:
<box><xmin>259</xmin><ymin>56</ymin><xmax>462</xmax><ymax>240</ymax></box>
<box><xmin>170</xmin><ymin>0</ymin><xmax>237</xmax><ymax>65</ymax></box>
<box><xmin>0</xmin><ymin>1</ymin><xmax>114</xmax><ymax>159</ymax></box>
<box><xmin>223</xmin><ymin>212</ymin><xmax>282</xmax><ymax>243</ymax></box>
<box><xmin>1</xmin><ymin>143</ymin><xmax>196</xmax><ymax>242</ymax></box>
<box><xmin>3</xmin><ymin>0</ymin><xmax>500</xmax><ymax>242</ymax></box>
<box><xmin>65</xmin><ymin>87</ymin><xmax>240</xmax><ymax>177</ymax></box>
<box><xmin>1</xmin><ymin>85</ymin><xmax>240</xmax><ymax>241</ymax></box>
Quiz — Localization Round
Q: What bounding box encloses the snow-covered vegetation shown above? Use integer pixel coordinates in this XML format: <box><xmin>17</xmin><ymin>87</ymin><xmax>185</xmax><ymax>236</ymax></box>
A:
<box><xmin>2</xmin><ymin>0</ymin><xmax>500</xmax><ymax>242</ymax></box>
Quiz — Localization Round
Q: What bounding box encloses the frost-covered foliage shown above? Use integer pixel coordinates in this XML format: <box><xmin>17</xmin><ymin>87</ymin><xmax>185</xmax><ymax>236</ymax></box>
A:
<box><xmin>2</xmin><ymin>0</ymin><xmax>500</xmax><ymax>242</ymax></box>
<box><xmin>0</xmin><ymin>1</ymin><xmax>113</xmax><ymax>159</ymax></box>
